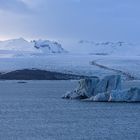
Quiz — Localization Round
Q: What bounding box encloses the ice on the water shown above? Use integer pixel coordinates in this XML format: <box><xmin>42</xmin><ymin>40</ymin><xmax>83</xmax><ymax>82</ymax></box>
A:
<box><xmin>62</xmin><ymin>75</ymin><xmax>140</xmax><ymax>102</ymax></box>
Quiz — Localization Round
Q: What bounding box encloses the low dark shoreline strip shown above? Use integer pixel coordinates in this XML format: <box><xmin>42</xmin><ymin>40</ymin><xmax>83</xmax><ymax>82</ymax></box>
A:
<box><xmin>0</xmin><ymin>69</ymin><xmax>96</xmax><ymax>80</ymax></box>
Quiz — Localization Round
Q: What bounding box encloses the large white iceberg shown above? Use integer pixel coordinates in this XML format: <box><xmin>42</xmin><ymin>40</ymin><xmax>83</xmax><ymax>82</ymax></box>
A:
<box><xmin>62</xmin><ymin>75</ymin><xmax>140</xmax><ymax>102</ymax></box>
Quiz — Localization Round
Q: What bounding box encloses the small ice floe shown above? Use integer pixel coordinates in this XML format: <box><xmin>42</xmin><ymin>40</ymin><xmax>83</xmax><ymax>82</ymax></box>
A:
<box><xmin>17</xmin><ymin>81</ymin><xmax>27</xmax><ymax>84</ymax></box>
<box><xmin>62</xmin><ymin>75</ymin><xmax>140</xmax><ymax>102</ymax></box>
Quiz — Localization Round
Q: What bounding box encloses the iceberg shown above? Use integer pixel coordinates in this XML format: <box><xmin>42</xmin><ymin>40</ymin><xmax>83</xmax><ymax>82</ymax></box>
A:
<box><xmin>62</xmin><ymin>75</ymin><xmax>140</xmax><ymax>102</ymax></box>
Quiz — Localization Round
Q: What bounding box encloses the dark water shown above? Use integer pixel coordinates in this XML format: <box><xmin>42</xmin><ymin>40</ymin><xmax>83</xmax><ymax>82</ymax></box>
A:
<box><xmin>0</xmin><ymin>80</ymin><xmax>139</xmax><ymax>140</ymax></box>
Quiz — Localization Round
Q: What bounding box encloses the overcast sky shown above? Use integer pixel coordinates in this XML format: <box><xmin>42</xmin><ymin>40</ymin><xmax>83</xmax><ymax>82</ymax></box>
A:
<box><xmin>0</xmin><ymin>0</ymin><xmax>140</xmax><ymax>42</ymax></box>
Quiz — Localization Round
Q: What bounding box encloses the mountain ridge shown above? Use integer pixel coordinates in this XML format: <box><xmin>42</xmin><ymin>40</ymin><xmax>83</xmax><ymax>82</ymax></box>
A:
<box><xmin>74</xmin><ymin>40</ymin><xmax>140</xmax><ymax>56</ymax></box>
<box><xmin>0</xmin><ymin>38</ymin><xmax>67</xmax><ymax>57</ymax></box>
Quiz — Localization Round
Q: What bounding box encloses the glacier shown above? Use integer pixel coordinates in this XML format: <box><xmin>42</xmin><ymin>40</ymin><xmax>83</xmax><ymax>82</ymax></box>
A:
<box><xmin>0</xmin><ymin>38</ymin><xmax>140</xmax><ymax>81</ymax></box>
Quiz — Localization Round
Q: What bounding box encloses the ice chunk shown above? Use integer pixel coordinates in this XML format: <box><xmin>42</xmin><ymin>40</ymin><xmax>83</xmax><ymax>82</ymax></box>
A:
<box><xmin>94</xmin><ymin>75</ymin><xmax>121</xmax><ymax>94</ymax></box>
<box><xmin>63</xmin><ymin>75</ymin><xmax>140</xmax><ymax>102</ymax></box>
<box><xmin>109</xmin><ymin>87</ymin><xmax>140</xmax><ymax>102</ymax></box>
<box><xmin>62</xmin><ymin>75</ymin><xmax>121</xmax><ymax>99</ymax></box>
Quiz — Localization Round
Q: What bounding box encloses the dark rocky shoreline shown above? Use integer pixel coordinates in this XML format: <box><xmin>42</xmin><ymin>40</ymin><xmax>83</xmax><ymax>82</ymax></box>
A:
<box><xmin>0</xmin><ymin>69</ymin><xmax>95</xmax><ymax>80</ymax></box>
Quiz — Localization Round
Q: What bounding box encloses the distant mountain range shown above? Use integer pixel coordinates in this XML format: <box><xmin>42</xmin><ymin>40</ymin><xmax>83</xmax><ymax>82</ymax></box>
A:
<box><xmin>0</xmin><ymin>38</ymin><xmax>67</xmax><ymax>58</ymax></box>
<box><xmin>69</xmin><ymin>40</ymin><xmax>140</xmax><ymax>56</ymax></box>
<box><xmin>0</xmin><ymin>38</ymin><xmax>139</xmax><ymax>57</ymax></box>
<box><xmin>76</xmin><ymin>40</ymin><xmax>140</xmax><ymax>56</ymax></box>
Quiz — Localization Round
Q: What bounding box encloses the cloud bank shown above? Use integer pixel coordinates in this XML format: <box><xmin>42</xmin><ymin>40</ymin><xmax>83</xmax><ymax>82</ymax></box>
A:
<box><xmin>0</xmin><ymin>0</ymin><xmax>140</xmax><ymax>43</ymax></box>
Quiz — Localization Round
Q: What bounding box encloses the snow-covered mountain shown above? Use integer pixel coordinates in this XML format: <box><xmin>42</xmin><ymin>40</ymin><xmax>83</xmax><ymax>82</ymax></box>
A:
<box><xmin>0</xmin><ymin>38</ymin><xmax>139</xmax><ymax>57</ymax></box>
<box><xmin>0</xmin><ymin>38</ymin><xmax>35</xmax><ymax>52</ymax></box>
<box><xmin>0</xmin><ymin>38</ymin><xmax>39</xmax><ymax>57</ymax></box>
<box><xmin>0</xmin><ymin>38</ymin><xmax>67</xmax><ymax>58</ymax></box>
<box><xmin>71</xmin><ymin>40</ymin><xmax>140</xmax><ymax>56</ymax></box>
<box><xmin>33</xmin><ymin>39</ymin><xmax>67</xmax><ymax>54</ymax></box>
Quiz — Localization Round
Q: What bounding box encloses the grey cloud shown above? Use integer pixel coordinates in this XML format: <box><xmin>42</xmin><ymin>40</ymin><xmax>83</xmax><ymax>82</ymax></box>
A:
<box><xmin>0</xmin><ymin>0</ymin><xmax>31</xmax><ymax>13</ymax></box>
<box><xmin>0</xmin><ymin>0</ymin><xmax>140</xmax><ymax>43</ymax></box>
